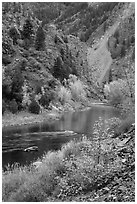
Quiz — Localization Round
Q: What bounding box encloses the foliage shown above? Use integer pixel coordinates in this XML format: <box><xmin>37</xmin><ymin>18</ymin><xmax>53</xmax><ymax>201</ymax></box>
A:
<box><xmin>28</xmin><ymin>100</ymin><xmax>40</xmax><ymax>114</ymax></box>
<box><xmin>53</xmin><ymin>57</ymin><xmax>63</xmax><ymax>81</ymax></box>
<box><xmin>73</xmin><ymin>2</ymin><xmax>118</xmax><ymax>42</ymax></box>
<box><xmin>39</xmin><ymin>92</ymin><xmax>55</xmax><ymax>108</ymax></box>
<box><xmin>22</xmin><ymin>18</ymin><xmax>34</xmax><ymax>40</ymax></box>
<box><xmin>104</xmin><ymin>80</ymin><xmax>126</xmax><ymax>106</ymax></box>
<box><xmin>11</xmin><ymin>65</ymin><xmax>24</xmax><ymax>104</ymax></box>
<box><xmin>56</xmin><ymin>75</ymin><xmax>88</xmax><ymax>105</ymax></box>
<box><xmin>35</xmin><ymin>25</ymin><xmax>45</xmax><ymax>51</ymax></box>
<box><xmin>57</xmin><ymin>86</ymin><xmax>72</xmax><ymax>105</ymax></box>
<box><xmin>2</xmin><ymin>112</ymin><xmax>135</xmax><ymax>202</ymax></box>
<box><xmin>9</xmin><ymin>26</ymin><xmax>20</xmax><ymax>45</ymax></box>
<box><xmin>113</xmin><ymin>115</ymin><xmax>134</xmax><ymax>136</ymax></box>
<box><xmin>22</xmin><ymin>81</ymin><xmax>31</xmax><ymax>108</ymax></box>
<box><xmin>33</xmin><ymin>2</ymin><xmax>61</xmax><ymax>24</ymax></box>
<box><xmin>52</xmin><ymin>56</ymin><xmax>76</xmax><ymax>82</ymax></box>
<box><xmin>68</xmin><ymin>75</ymin><xmax>87</xmax><ymax>102</ymax></box>
<box><xmin>8</xmin><ymin>99</ymin><xmax>18</xmax><ymax>114</ymax></box>
<box><xmin>109</xmin><ymin>13</ymin><xmax>135</xmax><ymax>59</ymax></box>
<box><xmin>104</xmin><ymin>77</ymin><xmax>135</xmax><ymax>114</ymax></box>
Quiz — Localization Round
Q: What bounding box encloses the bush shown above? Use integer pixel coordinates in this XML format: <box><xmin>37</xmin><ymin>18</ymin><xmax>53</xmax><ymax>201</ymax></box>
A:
<box><xmin>2</xmin><ymin>130</ymin><xmax>125</xmax><ymax>201</ymax></box>
<box><xmin>113</xmin><ymin>116</ymin><xmax>134</xmax><ymax>136</ymax></box>
<box><xmin>39</xmin><ymin>87</ymin><xmax>57</xmax><ymax>107</ymax></box>
<box><xmin>9</xmin><ymin>26</ymin><xmax>20</xmax><ymax>45</ymax></box>
<box><xmin>68</xmin><ymin>75</ymin><xmax>87</xmax><ymax>102</ymax></box>
<box><xmin>39</xmin><ymin>94</ymin><xmax>49</xmax><ymax>107</ymax></box>
<box><xmin>104</xmin><ymin>80</ymin><xmax>125</xmax><ymax>106</ymax></box>
<box><xmin>57</xmin><ymin>86</ymin><xmax>72</xmax><ymax>105</ymax></box>
<box><xmin>9</xmin><ymin>99</ymin><xmax>18</xmax><ymax>114</ymax></box>
<box><xmin>28</xmin><ymin>100</ymin><xmax>40</xmax><ymax>114</ymax></box>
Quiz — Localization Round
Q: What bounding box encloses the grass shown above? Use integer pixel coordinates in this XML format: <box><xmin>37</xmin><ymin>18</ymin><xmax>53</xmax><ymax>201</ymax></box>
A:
<box><xmin>2</xmin><ymin>109</ymin><xmax>61</xmax><ymax>128</ymax></box>
<box><xmin>3</xmin><ymin>115</ymin><xmax>133</xmax><ymax>202</ymax></box>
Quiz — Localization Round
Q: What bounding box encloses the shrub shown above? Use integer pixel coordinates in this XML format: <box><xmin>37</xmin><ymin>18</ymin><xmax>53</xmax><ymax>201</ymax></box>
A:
<box><xmin>2</xmin><ymin>132</ymin><xmax>124</xmax><ymax>202</ymax></box>
<box><xmin>39</xmin><ymin>94</ymin><xmax>49</xmax><ymax>107</ymax></box>
<box><xmin>120</xmin><ymin>45</ymin><xmax>126</xmax><ymax>57</ymax></box>
<box><xmin>9</xmin><ymin>26</ymin><xmax>20</xmax><ymax>45</ymax></box>
<box><xmin>68</xmin><ymin>75</ymin><xmax>87</xmax><ymax>102</ymax></box>
<box><xmin>22</xmin><ymin>81</ymin><xmax>31</xmax><ymax>108</ymax></box>
<box><xmin>39</xmin><ymin>87</ymin><xmax>57</xmax><ymax>107</ymax></box>
<box><xmin>104</xmin><ymin>80</ymin><xmax>125</xmax><ymax>106</ymax></box>
<box><xmin>9</xmin><ymin>99</ymin><xmax>18</xmax><ymax>114</ymax></box>
<box><xmin>57</xmin><ymin>86</ymin><xmax>72</xmax><ymax>105</ymax></box>
<box><xmin>28</xmin><ymin>100</ymin><xmax>40</xmax><ymax>114</ymax></box>
<box><xmin>114</xmin><ymin>115</ymin><xmax>134</xmax><ymax>136</ymax></box>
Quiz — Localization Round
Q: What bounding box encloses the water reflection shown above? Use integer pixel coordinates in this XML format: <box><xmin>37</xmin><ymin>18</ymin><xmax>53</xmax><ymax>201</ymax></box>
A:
<box><xmin>2</xmin><ymin>105</ymin><xmax>120</xmax><ymax>169</ymax></box>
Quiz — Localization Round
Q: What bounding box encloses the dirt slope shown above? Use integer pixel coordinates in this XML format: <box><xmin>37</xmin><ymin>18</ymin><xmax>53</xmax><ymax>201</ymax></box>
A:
<box><xmin>86</xmin><ymin>2</ymin><xmax>134</xmax><ymax>86</ymax></box>
<box><xmin>87</xmin><ymin>22</ymin><xmax>119</xmax><ymax>86</ymax></box>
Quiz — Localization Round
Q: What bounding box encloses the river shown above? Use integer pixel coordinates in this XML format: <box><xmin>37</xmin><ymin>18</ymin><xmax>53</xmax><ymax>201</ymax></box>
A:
<box><xmin>2</xmin><ymin>104</ymin><xmax>121</xmax><ymax>170</ymax></box>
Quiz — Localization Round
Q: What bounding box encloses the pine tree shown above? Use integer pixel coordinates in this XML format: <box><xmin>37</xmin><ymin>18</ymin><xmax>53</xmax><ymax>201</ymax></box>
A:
<box><xmin>53</xmin><ymin>57</ymin><xmax>64</xmax><ymax>81</ymax></box>
<box><xmin>22</xmin><ymin>18</ymin><xmax>33</xmax><ymax>40</ymax></box>
<box><xmin>35</xmin><ymin>25</ymin><xmax>45</xmax><ymax>51</ymax></box>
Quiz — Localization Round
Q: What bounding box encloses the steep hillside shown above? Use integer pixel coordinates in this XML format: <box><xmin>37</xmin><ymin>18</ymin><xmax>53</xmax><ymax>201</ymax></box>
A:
<box><xmin>2</xmin><ymin>2</ymin><xmax>90</xmax><ymax>114</ymax></box>
<box><xmin>86</xmin><ymin>2</ymin><xmax>135</xmax><ymax>86</ymax></box>
<box><xmin>2</xmin><ymin>2</ymin><xmax>135</xmax><ymax>114</ymax></box>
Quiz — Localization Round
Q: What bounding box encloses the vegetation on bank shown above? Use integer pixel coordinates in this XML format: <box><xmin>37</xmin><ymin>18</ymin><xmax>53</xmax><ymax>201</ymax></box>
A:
<box><xmin>2</xmin><ymin>116</ymin><xmax>135</xmax><ymax>202</ymax></box>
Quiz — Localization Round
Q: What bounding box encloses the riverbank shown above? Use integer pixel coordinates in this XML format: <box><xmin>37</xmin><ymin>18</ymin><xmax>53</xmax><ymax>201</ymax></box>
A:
<box><xmin>2</xmin><ymin>109</ymin><xmax>61</xmax><ymax>129</ymax></box>
<box><xmin>2</xmin><ymin>119</ymin><xmax>135</xmax><ymax>202</ymax></box>
<box><xmin>2</xmin><ymin>100</ymin><xmax>106</xmax><ymax>129</ymax></box>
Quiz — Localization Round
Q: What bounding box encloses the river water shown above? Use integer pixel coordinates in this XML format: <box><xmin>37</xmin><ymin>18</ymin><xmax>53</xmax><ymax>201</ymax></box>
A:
<box><xmin>2</xmin><ymin>104</ymin><xmax>121</xmax><ymax>170</ymax></box>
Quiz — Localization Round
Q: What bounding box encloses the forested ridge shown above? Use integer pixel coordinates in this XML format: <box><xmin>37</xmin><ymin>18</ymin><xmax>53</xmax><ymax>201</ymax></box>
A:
<box><xmin>2</xmin><ymin>2</ymin><xmax>135</xmax><ymax>116</ymax></box>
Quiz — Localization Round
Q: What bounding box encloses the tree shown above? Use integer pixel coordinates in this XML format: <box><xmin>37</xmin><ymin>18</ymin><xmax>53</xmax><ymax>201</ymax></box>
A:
<box><xmin>121</xmin><ymin>45</ymin><xmax>126</xmax><ymax>57</ymax></box>
<box><xmin>9</xmin><ymin>26</ymin><xmax>21</xmax><ymax>45</ymax></box>
<box><xmin>35</xmin><ymin>25</ymin><xmax>45</xmax><ymax>51</ymax></box>
<box><xmin>53</xmin><ymin>57</ymin><xmax>64</xmax><ymax>81</ymax></box>
<box><xmin>22</xmin><ymin>18</ymin><xmax>34</xmax><ymax>40</ymax></box>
